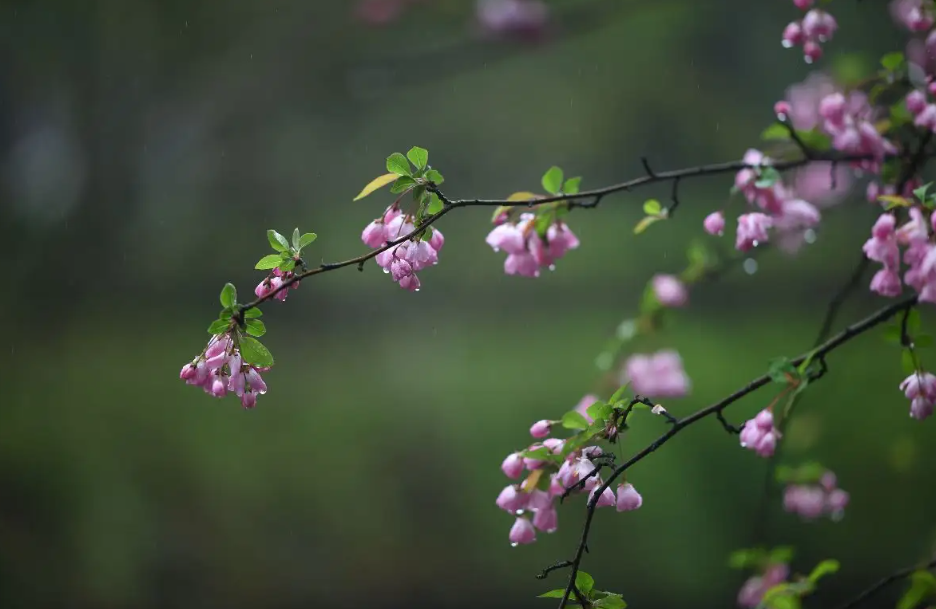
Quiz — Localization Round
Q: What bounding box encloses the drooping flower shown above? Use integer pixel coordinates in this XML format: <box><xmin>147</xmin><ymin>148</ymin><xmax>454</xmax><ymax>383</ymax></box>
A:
<box><xmin>180</xmin><ymin>333</ymin><xmax>270</xmax><ymax>409</ymax></box>
<box><xmin>622</xmin><ymin>350</ymin><xmax>691</xmax><ymax>398</ymax></box>
<box><xmin>486</xmin><ymin>213</ymin><xmax>579</xmax><ymax>277</ymax></box>
<box><xmin>652</xmin><ymin>274</ymin><xmax>689</xmax><ymax>308</ymax></box>
<box><xmin>739</xmin><ymin>408</ymin><xmax>781</xmax><ymax>457</ymax></box>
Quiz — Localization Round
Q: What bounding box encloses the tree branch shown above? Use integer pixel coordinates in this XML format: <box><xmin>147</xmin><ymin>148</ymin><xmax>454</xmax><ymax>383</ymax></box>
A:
<box><xmin>833</xmin><ymin>558</ymin><xmax>936</xmax><ymax>609</ymax></box>
<box><xmin>551</xmin><ymin>295</ymin><xmax>919</xmax><ymax>609</ymax></box>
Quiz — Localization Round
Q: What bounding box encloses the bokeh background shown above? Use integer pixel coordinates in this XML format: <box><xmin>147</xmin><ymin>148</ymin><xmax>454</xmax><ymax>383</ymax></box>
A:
<box><xmin>2</xmin><ymin>1</ymin><xmax>935</xmax><ymax>608</ymax></box>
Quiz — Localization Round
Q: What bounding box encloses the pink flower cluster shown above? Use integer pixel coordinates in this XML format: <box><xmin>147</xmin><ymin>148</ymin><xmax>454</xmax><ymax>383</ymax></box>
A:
<box><xmin>652</xmin><ymin>274</ymin><xmax>688</xmax><ymax>307</ymax></box>
<box><xmin>900</xmin><ymin>371</ymin><xmax>936</xmax><ymax>419</ymax></box>
<box><xmin>179</xmin><ymin>334</ymin><xmax>269</xmax><ymax>408</ymax></box>
<box><xmin>818</xmin><ymin>92</ymin><xmax>896</xmax><ymax>173</ymax></box>
<box><xmin>623</xmin><ymin>350</ymin><xmax>691</xmax><ymax>398</ymax></box>
<box><xmin>709</xmin><ymin>149</ymin><xmax>822</xmax><ymax>252</ymax></box>
<box><xmin>739</xmin><ymin>409</ymin><xmax>780</xmax><ymax>458</ymax></box>
<box><xmin>783</xmin><ymin>471</ymin><xmax>850</xmax><ymax>521</ymax></box>
<box><xmin>906</xmin><ymin>88</ymin><xmax>936</xmax><ymax>133</ymax></box>
<box><xmin>497</xmin><ymin>398</ymin><xmax>643</xmax><ymax>545</ymax></box>
<box><xmin>737</xmin><ymin>563</ymin><xmax>789</xmax><ymax>609</ymax></box>
<box><xmin>891</xmin><ymin>0</ymin><xmax>935</xmax><ymax>31</ymax></box>
<box><xmin>361</xmin><ymin>204</ymin><xmax>445</xmax><ymax>291</ymax></box>
<box><xmin>863</xmin><ymin>209</ymin><xmax>936</xmax><ymax>302</ymax></box>
<box><xmin>782</xmin><ymin>1</ymin><xmax>838</xmax><ymax>64</ymax></box>
<box><xmin>255</xmin><ymin>267</ymin><xmax>300</xmax><ymax>301</ymax></box>
<box><xmin>476</xmin><ymin>0</ymin><xmax>548</xmax><ymax>39</ymax></box>
<box><xmin>485</xmin><ymin>213</ymin><xmax>579</xmax><ymax>277</ymax></box>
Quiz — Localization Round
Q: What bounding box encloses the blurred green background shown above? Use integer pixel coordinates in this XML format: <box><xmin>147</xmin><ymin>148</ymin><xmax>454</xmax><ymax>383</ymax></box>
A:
<box><xmin>2</xmin><ymin>1</ymin><xmax>935</xmax><ymax>608</ymax></box>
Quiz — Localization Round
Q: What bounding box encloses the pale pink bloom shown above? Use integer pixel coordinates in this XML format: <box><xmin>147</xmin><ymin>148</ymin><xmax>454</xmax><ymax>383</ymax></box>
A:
<box><xmin>784</xmin><ymin>72</ymin><xmax>838</xmax><ymax>131</ymax></box>
<box><xmin>504</xmin><ymin>252</ymin><xmax>540</xmax><ymax>277</ymax></box>
<box><xmin>502</xmin><ymin>453</ymin><xmax>524</xmax><ymax>479</ymax></box>
<box><xmin>530</xmin><ymin>420</ymin><xmax>551</xmax><ymax>438</ymax></box>
<box><xmin>574</xmin><ymin>394</ymin><xmax>602</xmax><ymax>423</ymax></box>
<box><xmin>738</xmin><ymin>564</ymin><xmax>790</xmax><ymax>608</ymax></box>
<box><xmin>740</xmin><ymin>408</ymin><xmax>781</xmax><ymax>458</ymax></box>
<box><xmin>509</xmin><ymin>516</ymin><xmax>536</xmax><ymax>545</ymax></box>
<box><xmin>652</xmin><ymin>274</ymin><xmax>688</xmax><ymax>307</ymax></box>
<box><xmin>532</xmin><ymin>506</ymin><xmax>558</xmax><ymax>532</ymax></box>
<box><xmin>900</xmin><ymin>372</ymin><xmax>936</xmax><ymax>420</ymax></box>
<box><xmin>496</xmin><ymin>485</ymin><xmax>527</xmax><ymax>513</ymax></box>
<box><xmin>802</xmin><ymin>9</ymin><xmax>837</xmax><ymax>40</ymax></box>
<box><xmin>704</xmin><ymin>211</ymin><xmax>725</xmax><ymax>236</ymax></box>
<box><xmin>615</xmin><ymin>483</ymin><xmax>643</xmax><ymax>512</ymax></box>
<box><xmin>736</xmin><ymin>213</ymin><xmax>773</xmax><ymax>251</ymax></box>
<box><xmin>361</xmin><ymin>220</ymin><xmax>387</xmax><ymax>248</ymax></box>
<box><xmin>870</xmin><ymin>268</ymin><xmax>903</xmax><ymax>297</ymax></box>
<box><xmin>891</xmin><ymin>0</ymin><xmax>935</xmax><ymax>31</ymax></box>
<box><xmin>589</xmin><ymin>484</ymin><xmax>616</xmax><ymax>508</ymax></box>
<box><xmin>793</xmin><ymin>0</ymin><xmax>813</xmax><ymax>8</ymax></box>
<box><xmin>623</xmin><ymin>350</ymin><xmax>691</xmax><ymax>398</ymax></box>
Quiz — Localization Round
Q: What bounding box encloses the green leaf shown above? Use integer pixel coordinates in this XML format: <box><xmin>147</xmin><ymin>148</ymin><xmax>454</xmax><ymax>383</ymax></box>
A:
<box><xmin>561</xmin><ymin>411</ymin><xmax>590</xmax><ymax>430</ymax></box>
<box><xmin>207</xmin><ymin>319</ymin><xmax>230</xmax><ymax>335</ymax></box>
<box><xmin>755</xmin><ymin>167</ymin><xmax>781</xmax><ymax>188</ymax></box>
<box><xmin>633</xmin><ymin>215</ymin><xmax>664</xmax><ymax>235</ymax></box>
<box><xmin>563</xmin><ymin>177</ymin><xmax>582</xmax><ymax>195</ymax></box>
<box><xmin>386</xmin><ymin>152</ymin><xmax>411</xmax><ymax>176</ymax></box>
<box><xmin>761</xmin><ymin>123</ymin><xmax>790</xmax><ymax>141</ymax></box>
<box><xmin>245</xmin><ymin>319</ymin><xmax>266</xmax><ymax>337</ymax></box>
<box><xmin>220</xmin><ymin>283</ymin><xmax>237</xmax><ymax>307</ymax></box>
<box><xmin>897</xmin><ymin>570</ymin><xmax>936</xmax><ymax>609</ymax></box>
<box><xmin>219</xmin><ymin>309</ymin><xmax>234</xmax><ymax>321</ymax></box>
<box><xmin>542</xmin><ymin>166</ymin><xmax>564</xmax><ymax>195</ymax></box>
<box><xmin>255</xmin><ymin>254</ymin><xmax>283</xmax><ymax>270</ymax></box>
<box><xmin>390</xmin><ymin>175</ymin><xmax>417</xmax><ymax>194</ymax></box>
<box><xmin>406</xmin><ymin>146</ymin><xmax>428</xmax><ymax>169</ymax></box>
<box><xmin>902</xmin><ymin>349</ymin><xmax>917</xmax><ymax>375</ymax></box>
<box><xmin>797</xmin><ymin>129</ymin><xmax>831</xmax><ymax>151</ymax></box>
<box><xmin>267</xmin><ymin>230</ymin><xmax>290</xmax><ymax>253</ymax></box>
<box><xmin>768</xmin><ymin>546</ymin><xmax>795</xmax><ymax>565</ymax></box>
<box><xmin>586</xmin><ymin>402</ymin><xmax>612</xmax><ymax>423</ymax></box>
<box><xmin>593</xmin><ymin>595</ymin><xmax>627</xmax><ymax>609</ymax></box>
<box><xmin>538</xmin><ymin>589</ymin><xmax>567</xmax><ymax>599</ymax></box>
<box><xmin>610</xmin><ymin>382</ymin><xmax>631</xmax><ymax>405</ymax></box>
<box><xmin>575</xmin><ymin>571</ymin><xmax>595</xmax><ymax>595</ymax></box>
<box><xmin>767</xmin><ymin>357</ymin><xmax>798</xmax><ymax>384</ymax></box>
<box><xmin>291</xmin><ymin>228</ymin><xmax>300</xmax><ymax>251</ymax></box>
<box><xmin>882</xmin><ymin>51</ymin><xmax>906</xmax><ymax>71</ymax></box>
<box><xmin>426</xmin><ymin>193</ymin><xmax>444</xmax><ymax>215</ymax></box>
<box><xmin>643</xmin><ymin>199</ymin><xmax>662</xmax><ymax>216</ymax></box>
<box><xmin>244</xmin><ymin>308</ymin><xmax>262</xmax><ymax>318</ymax></box>
<box><xmin>807</xmin><ymin>559</ymin><xmax>840</xmax><ymax>584</ymax></box>
<box><xmin>299</xmin><ymin>233</ymin><xmax>317</xmax><ymax>248</ymax></box>
<box><xmin>884</xmin><ymin>324</ymin><xmax>903</xmax><ymax>344</ymax></box>
<box><xmin>425</xmin><ymin>169</ymin><xmax>444</xmax><ymax>184</ymax></box>
<box><xmin>419</xmin><ymin>226</ymin><xmax>434</xmax><ymax>242</ymax></box>
<box><xmin>914</xmin><ymin>184</ymin><xmax>931</xmax><ymax>202</ymax></box>
<box><xmin>240</xmin><ymin>336</ymin><xmax>274</xmax><ymax>367</ymax></box>
<box><xmin>279</xmin><ymin>258</ymin><xmax>296</xmax><ymax>272</ymax></box>
<box><xmin>728</xmin><ymin>548</ymin><xmax>764</xmax><ymax>570</ymax></box>
<box><xmin>353</xmin><ymin>173</ymin><xmax>398</xmax><ymax>201</ymax></box>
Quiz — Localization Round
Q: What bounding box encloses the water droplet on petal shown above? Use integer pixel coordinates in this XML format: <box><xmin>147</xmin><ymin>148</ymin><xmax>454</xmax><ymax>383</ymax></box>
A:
<box><xmin>549</xmin><ymin>264</ymin><xmax>556</xmax><ymax>271</ymax></box>
<box><xmin>414</xmin><ymin>288</ymin><xmax>420</xmax><ymax>292</ymax></box>
<box><xmin>743</xmin><ymin>258</ymin><xmax>758</xmax><ymax>275</ymax></box>
<box><xmin>804</xmin><ymin>228</ymin><xmax>817</xmax><ymax>244</ymax></box>
<box><xmin>740</xmin><ymin>442</ymin><xmax>747</xmax><ymax>448</ymax></box>
<box><xmin>818</xmin><ymin>35</ymin><xmax>827</xmax><ymax>43</ymax></box>
<box><xmin>781</xmin><ymin>40</ymin><xmax>793</xmax><ymax>49</ymax></box>
<box><xmin>510</xmin><ymin>542</ymin><xmax>518</xmax><ymax>548</ymax></box>
<box><xmin>752</xmin><ymin>240</ymin><xmax>760</xmax><ymax>247</ymax></box>
<box><xmin>382</xmin><ymin>269</ymin><xmax>389</xmax><ymax>274</ymax></box>
<box><xmin>804</xmin><ymin>55</ymin><xmax>814</xmax><ymax>65</ymax></box>
<box><xmin>516</xmin><ymin>509</ymin><xmax>525</xmax><ymax>515</ymax></box>
<box><xmin>493</xmin><ymin>247</ymin><xmax>500</xmax><ymax>252</ymax></box>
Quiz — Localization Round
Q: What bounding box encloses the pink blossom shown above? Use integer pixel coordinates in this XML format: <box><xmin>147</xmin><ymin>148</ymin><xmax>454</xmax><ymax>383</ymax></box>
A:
<box><xmin>368</xmin><ymin>208</ymin><xmax>443</xmax><ymax>290</ymax></box>
<box><xmin>740</xmin><ymin>408</ymin><xmax>781</xmax><ymax>457</ymax></box>
<box><xmin>508</xmin><ymin>516</ymin><xmax>537</xmax><ymax>545</ymax></box>
<box><xmin>783</xmin><ymin>470</ymin><xmax>850</xmax><ymax>521</ymax></box>
<box><xmin>890</xmin><ymin>0</ymin><xmax>935</xmax><ymax>31</ymax></box>
<box><xmin>589</xmin><ymin>484</ymin><xmax>616</xmax><ymax>508</ymax></box>
<box><xmin>907</xmin><ymin>90</ymin><xmax>928</xmax><ymax>115</ymax></box>
<box><xmin>487</xmin><ymin>214</ymin><xmax>579</xmax><ymax>277</ymax></box>
<box><xmin>623</xmin><ymin>350</ymin><xmax>691</xmax><ymax>398</ymax></box>
<box><xmin>738</xmin><ymin>564</ymin><xmax>790</xmax><ymax>608</ymax></box>
<box><xmin>496</xmin><ymin>485</ymin><xmax>528</xmax><ymax>513</ymax></box>
<box><xmin>900</xmin><ymin>372</ymin><xmax>936</xmax><ymax>420</ymax></box>
<box><xmin>502</xmin><ymin>453</ymin><xmax>524</xmax><ymax>479</ymax></box>
<box><xmin>801</xmin><ymin>9</ymin><xmax>837</xmax><ymax>40</ymax></box>
<box><xmin>615</xmin><ymin>483</ymin><xmax>643</xmax><ymax>511</ymax></box>
<box><xmin>652</xmin><ymin>274</ymin><xmax>688</xmax><ymax>307</ymax></box>
<box><xmin>532</xmin><ymin>506</ymin><xmax>558</xmax><ymax>533</ymax></box>
<box><xmin>736</xmin><ymin>213</ymin><xmax>773</xmax><ymax>251</ymax></box>
<box><xmin>784</xmin><ymin>72</ymin><xmax>838</xmax><ymax>131</ymax></box>
<box><xmin>704</xmin><ymin>211</ymin><xmax>726</xmax><ymax>236</ymax></box>
<box><xmin>530</xmin><ymin>419</ymin><xmax>551</xmax><ymax>438</ymax></box>
<box><xmin>361</xmin><ymin>220</ymin><xmax>387</xmax><ymax>248</ymax></box>
<box><xmin>870</xmin><ymin>268</ymin><xmax>903</xmax><ymax>297</ymax></box>
<box><xmin>476</xmin><ymin>0</ymin><xmax>548</xmax><ymax>39</ymax></box>
<box><xmin>792</xmin><ymin>0</ymin><xmax>813</xmax><ymax>9</ymax></box>
<box><xmin>180</xmin><ymin>333</ymin><xmax>271</xmax><ymax>408</ymax></box>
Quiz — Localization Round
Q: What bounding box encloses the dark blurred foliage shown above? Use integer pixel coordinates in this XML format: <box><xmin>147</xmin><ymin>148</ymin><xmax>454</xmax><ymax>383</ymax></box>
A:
<box><xmin>2</xmin><ymin>1</ymin><xmax>935</xmax><ymax>608</ymax></box>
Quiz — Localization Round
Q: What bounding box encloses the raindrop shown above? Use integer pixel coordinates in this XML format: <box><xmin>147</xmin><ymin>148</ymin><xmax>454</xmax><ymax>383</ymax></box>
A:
<box><xmin>492</xmin><ymin>247</ymin><xmax>500</xmax><ymax>252</ymax></box>
<box><xmin>743</xmin><ymin>258</ymin><xmax>758</xmax><ymax>275</ymax></box>
<box><xmin>804</xmin><ymin>55</ymin><xmax>814</xmax><ymax>65</ymax></box>
<box><xmin>510</xmin><ymin>543</ymin><xmax>518</xmax><ymax>548</ymax></box>
<box><xmin>382</xmin><ymin>269</ymin><xmax>389</xmax><ymax>274</ymax></box>
<box><xmin>516</xmin><ymin>509</ymin><xmax>525</xmax><ymax>515</ymax></box>
<box><xmin>804</xmin><ymin>228</ymin><xmax>817</xmax><ymax>244</ymax></box>
<box><xmin>740</xmin><ymin>442</ymin><xmax>748</xmax><ymax>448</ymax></box>
<box><xmin>781</xmin><ymin>40</ymin><xmax>793</xmax><ymax>49</ymax></box>
<box><xmin>818</xmin><ymin>35</ymin><xmax>827</xmax><ymax>43</ymax></box>
<box><xmin>414</xmin><ymin>288</ymin><xmax>420</xmax><ymax>292</ymax></box>
<box><xmin>548</xmin><ymin>264</ymin><xmax>556</xmax><ymax>271</ymax></box>
<box><xmin>752</xmin><ymin>240</ymin><xmax>760</xmax><ymax>247</ymax></box>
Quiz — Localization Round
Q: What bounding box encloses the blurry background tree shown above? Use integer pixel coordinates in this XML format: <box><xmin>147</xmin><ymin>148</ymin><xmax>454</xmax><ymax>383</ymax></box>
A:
<box><xmin>1</xmin><ymin>1</ymin><xmax>933</xmax><ymax>608</ymax></box>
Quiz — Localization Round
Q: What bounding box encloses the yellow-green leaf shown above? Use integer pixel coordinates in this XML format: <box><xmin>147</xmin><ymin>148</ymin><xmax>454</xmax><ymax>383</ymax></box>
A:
<box><xmin>634</xmin><ymin>215</ymin><xmax>664</xmax><ymax>234</ymax></box>
<box><xmin>353</xmin><ymin>173</ymin><xmax>398</xmax><ymax>201</ymax></box>
<box><xmin>506</xmin><ymin>191</ymin><xmax>541</xmax><ymax>202</ymax></box>
<box><xmin>878</xmin><ymin>195</ymin><xmax>912</xmax><ymax>209</ymax></box>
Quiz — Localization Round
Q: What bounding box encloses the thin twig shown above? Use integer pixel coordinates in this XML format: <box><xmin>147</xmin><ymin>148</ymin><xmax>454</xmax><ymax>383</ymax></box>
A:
<box><xmin>833</xmin><ymin>558</ymin><xmax>936</xmax><ymax>609</ymax></box>
<box><xmin>552</xmin><ymin>296</ymin><xmax>918</xmax><ymax>609</ymax></box>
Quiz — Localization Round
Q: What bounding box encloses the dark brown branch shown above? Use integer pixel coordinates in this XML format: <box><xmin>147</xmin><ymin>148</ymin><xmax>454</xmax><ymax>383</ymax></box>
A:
<box><xmin>551</xmin><ymin>295</ymin><xmax>919</xmax><ymax>609</ymax></box>
<box><xmin>833</xmin><ymin>558</ymin><xmax>936</xmax><ymax>609</ymax></box>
